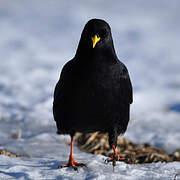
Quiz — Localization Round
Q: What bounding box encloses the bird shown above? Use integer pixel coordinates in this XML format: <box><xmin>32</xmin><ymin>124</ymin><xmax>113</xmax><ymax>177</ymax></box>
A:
<box><xmin>53</xmin><ymin>18</ymin><xmax>133</xmax><ymax>170</ymax></box>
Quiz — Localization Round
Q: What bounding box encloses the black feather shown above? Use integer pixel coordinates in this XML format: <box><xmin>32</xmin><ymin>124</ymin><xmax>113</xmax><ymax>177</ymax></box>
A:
<box><xmin>53</xmin><ymin>19</ymin><xmax>133</xmax><ymax>148</ymax></box>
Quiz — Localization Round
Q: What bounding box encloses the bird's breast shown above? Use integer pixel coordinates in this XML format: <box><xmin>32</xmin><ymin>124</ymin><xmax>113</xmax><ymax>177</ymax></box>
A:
<box><xmin>70</xmin><ymin>67</ymin><xmax>120</xmax><ymax>114</ymax></box>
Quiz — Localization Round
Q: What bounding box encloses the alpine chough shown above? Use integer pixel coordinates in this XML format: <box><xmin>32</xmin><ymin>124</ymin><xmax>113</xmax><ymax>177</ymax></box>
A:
<box><xmin>53</xmin><ymin>19</ymin><xmax>133</xmax><ymax>170</ymax></box>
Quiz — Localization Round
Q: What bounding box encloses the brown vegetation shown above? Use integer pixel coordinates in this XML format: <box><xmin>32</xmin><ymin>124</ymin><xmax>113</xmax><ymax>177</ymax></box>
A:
<box><xmin>75</xmin><ymin>132</ymin><xmax>180</xmax><ymax>164</ymax></box>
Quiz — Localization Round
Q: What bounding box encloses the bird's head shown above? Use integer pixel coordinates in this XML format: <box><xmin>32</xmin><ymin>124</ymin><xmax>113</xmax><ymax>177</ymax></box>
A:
<box><xmin>76</xmin><ymin>19</ymin><xmax>116</xmax><ymax>59</ymax></box>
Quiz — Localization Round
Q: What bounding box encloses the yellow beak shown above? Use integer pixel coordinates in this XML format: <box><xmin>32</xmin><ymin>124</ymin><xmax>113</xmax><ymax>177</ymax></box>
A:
<box><xmin>92</xmin><ymin>34</ymin><xmax>100</xmax><ymax>48</ymax></box>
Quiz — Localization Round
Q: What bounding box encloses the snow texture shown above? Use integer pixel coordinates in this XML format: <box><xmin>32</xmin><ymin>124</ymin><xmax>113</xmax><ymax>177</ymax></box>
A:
<box><xmin>0</xmin><ymin>0</ymin><xmax>180</xmax><ymax>179</ymax></box>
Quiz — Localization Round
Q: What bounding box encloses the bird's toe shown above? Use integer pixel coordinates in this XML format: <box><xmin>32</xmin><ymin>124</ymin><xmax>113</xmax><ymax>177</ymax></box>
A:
<box><xmin>58</xmin><ymin>161</ymin><xmax>86</xmax><ymax>171</ymax></box>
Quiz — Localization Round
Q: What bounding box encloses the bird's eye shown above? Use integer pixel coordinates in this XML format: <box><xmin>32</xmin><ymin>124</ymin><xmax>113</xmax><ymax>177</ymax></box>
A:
<box><xmin>99</xmin><ymin>29</ymin><xmax>107</xmax><ymax>38</ymax></box>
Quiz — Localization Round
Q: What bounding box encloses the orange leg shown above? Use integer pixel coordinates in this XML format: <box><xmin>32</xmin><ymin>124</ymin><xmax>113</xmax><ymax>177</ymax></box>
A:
<box><xmin>59</xmin><ymin>136</ymin><xmax>86</xmax><ymax>171</ymax></box>
<box><xmin>105</xmin><ymin>145</ymin><xmax>125</xmax><ymax>168</ymax></box>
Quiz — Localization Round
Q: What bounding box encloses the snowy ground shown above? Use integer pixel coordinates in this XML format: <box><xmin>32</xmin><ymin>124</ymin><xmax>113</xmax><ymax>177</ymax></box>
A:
<box><xmin>0</xmin><ymin>0</ymin><xmax>180</xmax><ymax>179</ymax></box>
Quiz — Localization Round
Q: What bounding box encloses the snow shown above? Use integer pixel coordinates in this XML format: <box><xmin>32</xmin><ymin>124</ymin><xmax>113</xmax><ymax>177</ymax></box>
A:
<box><xmin>0</xmin><ymin>0</ymin><xmax>180</xmax><ymax>179</ymax></box>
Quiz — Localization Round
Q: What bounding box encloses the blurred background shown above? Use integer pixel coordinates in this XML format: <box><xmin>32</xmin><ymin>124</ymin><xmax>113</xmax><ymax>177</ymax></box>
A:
<box><xmin>0</xmin><ymin>0</ymin><xmax>180</xmax><ymax>154</ymax></box>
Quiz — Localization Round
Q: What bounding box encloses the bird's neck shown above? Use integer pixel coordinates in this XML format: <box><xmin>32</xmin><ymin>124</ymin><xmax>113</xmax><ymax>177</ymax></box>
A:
<box><xmin>75</xmin><ymin>44</ymin><xmax>118</xmax><ymax>63</ymax></box>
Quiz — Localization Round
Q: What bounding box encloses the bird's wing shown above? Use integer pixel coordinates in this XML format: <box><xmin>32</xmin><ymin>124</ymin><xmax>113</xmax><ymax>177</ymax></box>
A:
<box><xmin>53</xmin><ymin>60</ymin><xmax>74</xmax><ymax>121</ymax></box>
<box><xmin>117</xmin><ymin>62</ymin><xmax>133</xmax><ymax>104</ymax></box>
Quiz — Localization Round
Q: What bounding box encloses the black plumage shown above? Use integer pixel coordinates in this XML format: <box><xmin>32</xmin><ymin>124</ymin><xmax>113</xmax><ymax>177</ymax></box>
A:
<box><xmin>53</xmin><ymin>19</ymin><xmax>133</xmax><ymax>170</ymax></box>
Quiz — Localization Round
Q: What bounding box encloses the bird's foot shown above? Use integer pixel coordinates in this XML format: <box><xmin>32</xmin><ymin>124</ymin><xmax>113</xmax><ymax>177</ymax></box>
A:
<box><xmin>105</xmin><ymin>155</ymin><xmax>125</xmax><ymax>171</ymax></box>
<box><xmin>58</xmin><ymin>157</ymin><xmax>86</xmax><ymax>171</ymax></box>
<box><xmin>105</xmin><ymin>156</ymin><xmax>125</xmax><ymax>164</ymax></box>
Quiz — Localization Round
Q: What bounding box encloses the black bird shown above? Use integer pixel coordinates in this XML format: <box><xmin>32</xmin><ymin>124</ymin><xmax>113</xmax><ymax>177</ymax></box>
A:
<box><xmin>53</xmin><ymin>19</ymin><xmax>133</xmax><ymax>170</ymax></box>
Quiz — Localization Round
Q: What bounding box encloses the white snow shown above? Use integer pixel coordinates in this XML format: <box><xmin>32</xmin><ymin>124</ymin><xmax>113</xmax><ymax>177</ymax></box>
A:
<box><xmin>0</xmin><ymin>0</ymin><xmax>180</xmax><ymax>179</ymax></box>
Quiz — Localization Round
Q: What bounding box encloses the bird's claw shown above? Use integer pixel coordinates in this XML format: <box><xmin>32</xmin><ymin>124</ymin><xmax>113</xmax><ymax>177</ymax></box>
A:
<box><xmin>105</xmin><ymin>157</ymin><xmax>117</xmax><ymax>164</ymax></box>
<box><xmin>105</xmin><ymin>155</ymin><xmax>125</xmax><ymax>172</ymax></box>
<box><xmin>105</xmin><ymin>156</ymin><xmax>125</xmax><ymax>164</ymax></box>
<box><xmin>58</xmin><ymin>162</ymin><xmax>86</xmax><ymax>171</ymax></box>
<box><xmin>59</xmin><ymin>164</ymin><xmax>78</xmax><ymax>171</ymax></box>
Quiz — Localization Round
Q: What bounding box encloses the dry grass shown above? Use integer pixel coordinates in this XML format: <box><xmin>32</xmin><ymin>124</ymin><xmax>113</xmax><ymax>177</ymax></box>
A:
<box><xmin>0</xmin><ymin>149</ymin><xmax>21</xmax><ymax>158</ymax></box>
<box><xmin>75</xmin><ymin>132</ymin><xmax>180</xmax><ymax>164</ymax></box>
